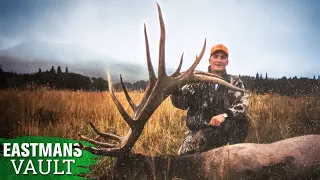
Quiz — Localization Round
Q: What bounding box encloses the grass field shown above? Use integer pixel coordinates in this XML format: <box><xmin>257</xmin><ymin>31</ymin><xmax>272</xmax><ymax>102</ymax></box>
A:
<box><xmin>1</xmin><ymin>89</ymin><xmax>319</xmax><ymax>178</ymax></box>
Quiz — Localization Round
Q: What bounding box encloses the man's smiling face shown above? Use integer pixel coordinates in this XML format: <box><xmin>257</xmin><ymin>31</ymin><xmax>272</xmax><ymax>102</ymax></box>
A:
<box><xmin>209</xmin><ymin>50</ymin><xmax>229</xmax><ymax>72</ymax></box>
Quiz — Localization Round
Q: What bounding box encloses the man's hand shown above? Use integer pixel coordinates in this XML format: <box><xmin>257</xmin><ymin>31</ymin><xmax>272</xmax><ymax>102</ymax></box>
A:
<box><xmin>210</xmin><ymin>114</ymin><xmax>226</xmax><ymax>126</ymax></box>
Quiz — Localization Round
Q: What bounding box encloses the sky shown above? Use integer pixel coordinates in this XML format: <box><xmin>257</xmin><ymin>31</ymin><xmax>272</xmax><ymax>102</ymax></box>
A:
<box><xmin>0</xmin><ymin>0</ymin><xmax>319</xmax><ymax>78</ymax></box>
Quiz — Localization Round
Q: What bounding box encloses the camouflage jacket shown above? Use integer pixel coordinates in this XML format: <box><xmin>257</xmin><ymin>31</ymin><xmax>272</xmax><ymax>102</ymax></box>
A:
<box><xmin>170</xmin><ymin>70</ymin><xmax>249</xmax><ymax>131</ymax></box>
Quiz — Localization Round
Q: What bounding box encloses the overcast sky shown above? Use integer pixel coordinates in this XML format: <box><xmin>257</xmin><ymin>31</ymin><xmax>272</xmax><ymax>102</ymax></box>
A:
<box><xmin>0</xmin><ymin>0</ymin><xmax>319</xmax><ymax>78</ymax></box>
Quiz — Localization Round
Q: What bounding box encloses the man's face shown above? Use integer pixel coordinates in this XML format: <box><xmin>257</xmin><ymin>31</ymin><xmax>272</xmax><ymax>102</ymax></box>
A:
<box><xmin>209</xmin><ymin>51</ymin><xmax>229</xmax><ymax>72</ymax></box>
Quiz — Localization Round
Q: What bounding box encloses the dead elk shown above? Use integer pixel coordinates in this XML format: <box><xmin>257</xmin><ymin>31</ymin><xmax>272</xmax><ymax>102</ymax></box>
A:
<box><xmin>111</xmin><ymin>134</ymin><xmax>320</xmax><ymax>180</ymax></box>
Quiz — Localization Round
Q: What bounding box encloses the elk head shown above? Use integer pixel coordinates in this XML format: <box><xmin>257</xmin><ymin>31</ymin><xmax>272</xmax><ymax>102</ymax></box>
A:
<box><xmin>77</xmin><ymin>3</ymin><xmax>248</xmax><ymax>157</ymax></box>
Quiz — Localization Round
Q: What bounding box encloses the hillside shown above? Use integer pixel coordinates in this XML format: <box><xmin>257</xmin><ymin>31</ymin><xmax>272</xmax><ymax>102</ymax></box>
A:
<box><xmin>0</xmin><ymin>40</ymin><xmax>148</xmax><ymax>82</ymax></box>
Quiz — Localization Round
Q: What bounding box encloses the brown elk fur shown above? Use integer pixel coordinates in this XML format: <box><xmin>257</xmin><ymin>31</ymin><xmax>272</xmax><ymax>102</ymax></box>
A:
<box><xmin>111</xmin><ymin>135</ymin><xmax>320</xmax><ymax>180</ymax></box>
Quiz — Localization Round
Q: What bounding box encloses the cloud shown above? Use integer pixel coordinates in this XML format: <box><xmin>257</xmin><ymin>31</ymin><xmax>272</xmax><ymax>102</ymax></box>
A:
<box><xmin>0</xmin><ymin>0</ymin><xmax>319</xmax><ymax>78</ymax></box>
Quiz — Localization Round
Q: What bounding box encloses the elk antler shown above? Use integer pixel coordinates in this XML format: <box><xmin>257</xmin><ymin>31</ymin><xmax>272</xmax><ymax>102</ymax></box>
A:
<box><xmin>77</xmin><ymin>3</ymin><xmax>249</xmax><ymax>157</ymax></box>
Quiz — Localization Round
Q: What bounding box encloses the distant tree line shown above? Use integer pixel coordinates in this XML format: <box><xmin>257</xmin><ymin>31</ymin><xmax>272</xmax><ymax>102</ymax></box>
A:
<box><xmin>0</xmin><ymin>65</ymin><xmax>148</xmax><ymax>92</ymax></box>
<box><xmin>240</xmin><ymin>72</ymin><xmax>320</xmax><ymax>96</ymax></box>
<box><xmin>0</xmin><ymin>64</ymin><xmax>319</xmax><ymax>96</ymax></box>
<box><xmin>0</xmin><ymin>65</ymin><xmax>108</xmax><ymax>91</ymax></box>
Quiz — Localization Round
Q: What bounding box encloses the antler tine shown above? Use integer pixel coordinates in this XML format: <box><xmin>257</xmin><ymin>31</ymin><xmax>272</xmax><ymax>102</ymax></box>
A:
<box><xmin>184</xmin><ymin>38</ymin><xmax>206</xmax><ymax>75</ymax></box>
<box><xmin>78</xmin><ymin>134</ymin><xmax>119</xmax><ymax>148</ymax></box>
<box><xmin>170</xmin><ymin>52</ymin><xmax>184</xmax><ymax>77</ymax></box>
<box><xmin>107</xmin><ymin>71</ymin><xmax>134</xmax><ymax>127</ymax></box>
<box><xmin>157</xmin><ymin>2</ymin><xmax>167</xmax><ymax>78</ymax></box>
<box><xmin>120</xmin><ymin>74</ymin><xmax>137</xmax><ymax>111</ymax></box>
<box><xmin>76</xmin><ymin>143</ymin><xmax>121</xmax><ymax>157</ymax></box>
<box><xmin>194</xmin><ymin>70</ymin><xmax>223</xmax><ymax>79</ymax></box>
<box><xmin>89</xmin><ymin>122</ymin><xmax>122</xmax><ymax>143</ymax></box>
<box><xmin>144</xmin><ymin>24</ymin><xmax>157</xmax><ymax>83</ymax></box>
<box><xmin>134</xmin><ymin>24</ymin><xmax>159</xmax><ymax>116</ymax></box>
<box><xmin>135</xmin><ymin>4</ymin><xmax>166</xmax><ymax>116</ymax></box>
<box><xmin>193</xmin><ymin>74</ymin><xmax>250</xmax><ymax>93</ymax></box>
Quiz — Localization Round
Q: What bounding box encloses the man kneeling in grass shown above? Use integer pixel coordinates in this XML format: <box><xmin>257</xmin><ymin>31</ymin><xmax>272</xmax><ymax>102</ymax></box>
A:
<box><xmin>170</xmin><ymin>44</ymin><xmax>250</xmax><ymax>155</ymax></box>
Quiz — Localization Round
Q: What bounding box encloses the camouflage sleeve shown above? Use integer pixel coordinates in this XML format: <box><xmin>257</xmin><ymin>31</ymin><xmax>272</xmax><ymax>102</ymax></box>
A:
<box><xmin>225</xmin><ymin>76</ymin><xmax>249</xmax><ymax>120</ymax></box>
<box><xmin>170</xmin><ymin>84</ymin><xmax>195</xmax><ymax>110</ymax></box>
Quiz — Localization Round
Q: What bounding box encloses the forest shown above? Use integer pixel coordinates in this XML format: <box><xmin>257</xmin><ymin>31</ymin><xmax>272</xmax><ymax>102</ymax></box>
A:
<box><xmin>0</xmin><ymin>64</ymin><xmax>319</xmax><ymax>97</ymax></box>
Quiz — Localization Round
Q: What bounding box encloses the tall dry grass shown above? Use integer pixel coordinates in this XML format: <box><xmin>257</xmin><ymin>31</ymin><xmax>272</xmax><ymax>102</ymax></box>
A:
<box><xmin>1</xmin><ymin>89</ymin><xmax>319</xmax><ymax>178</ymax></box>
<box><xmin>1</xmin><ymin>89</ymin><xmax>319</xmax><ymax>156</ymax></box>
<box><xmin>0</xmin><ymin>89</ymin><xmax>186</xmax><ymax>155</ymax></box>
<box><xmin>248</xmin><ymin>93</ymin><xmax>320</xmax><ymax>143</ymax></box>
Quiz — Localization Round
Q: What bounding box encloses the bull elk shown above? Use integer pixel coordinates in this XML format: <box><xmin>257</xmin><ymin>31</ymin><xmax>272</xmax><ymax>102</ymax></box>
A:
<box><xmin>77</xmin><ymin>3</ymin><xmax>320</xmax><ymax>179</ymax></box>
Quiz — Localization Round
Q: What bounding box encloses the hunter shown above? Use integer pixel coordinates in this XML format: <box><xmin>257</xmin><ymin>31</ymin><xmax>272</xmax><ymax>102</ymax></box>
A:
<box><xmin>170</xmin><ymin>44</ymin><xmax>250</xmax><ymax>155</ymax></box>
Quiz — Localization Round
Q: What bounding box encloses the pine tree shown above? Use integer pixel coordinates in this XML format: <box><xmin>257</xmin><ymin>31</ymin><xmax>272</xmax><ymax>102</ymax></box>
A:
<box><xmin>254</xmin><ymin>72</ymin><xmax>260</xmax><ymax>93</ymax></box>
<box><xmin>65</xmin><ymin>67</ymin><xmax>69</xmax><ymax>73</ymax></box>
<box><xmin>38</xmin><ymin>68</ymin><xmax>42</xmax><ymax>73</ymax></box>
<box><xmin>265</xmin><ymin>72</ymin><xmax>268</xmax><ymax>80</ymax></box>
<box><xmin>57</xmin><ymin>66</ymin><xmax>62</xmax><ymax>74</ymax></box>
<box><xmin>255</xmin><ymin>72</ymin><xmax>259</xmax><ymax>80</ymax></box>
<box><xmin>50</xmin><ymin>66</ymin><xmax>56</xmax><ymax>73</ymax></box>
